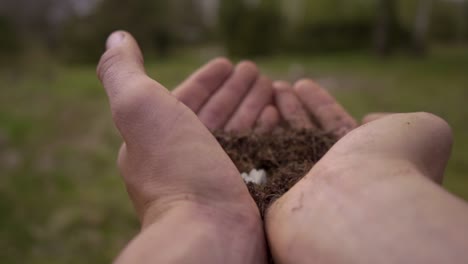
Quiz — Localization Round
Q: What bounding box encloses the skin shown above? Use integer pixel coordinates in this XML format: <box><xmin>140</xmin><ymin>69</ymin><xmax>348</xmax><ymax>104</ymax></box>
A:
<box><xmin>273</xmin><ymin>79</ymin><xmax>358</xmax><ymax>137</ymax></box>
<box><xmin>268</xmin><ymin>76</ymin><xmax>468</xmax><ymax>264</ymax></box>
<box><xmin>98</xmin><ymin>31</ymin><xmax>468</xmax><ymax>264</ymax></box>
<box><xmin>266</xmin><ymin>113</ymin><xmax>468</xmax><ymax>264</ymax></box>
<box><xmin>172</xmin><ymin>56</ymin><xmax>279</xmax><ymax>133</ymax></box>
<box><xmin>98</xmin><ymin>31</ymin><xmax>268</xmax><ymax>264</ymax></box>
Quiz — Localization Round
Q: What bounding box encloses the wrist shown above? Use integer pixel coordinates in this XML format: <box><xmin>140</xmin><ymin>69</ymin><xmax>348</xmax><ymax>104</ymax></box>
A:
<box><xmin>139</xmin><ymin>201</ymin><xmax>267</xmax><ymax>264</ymax></box>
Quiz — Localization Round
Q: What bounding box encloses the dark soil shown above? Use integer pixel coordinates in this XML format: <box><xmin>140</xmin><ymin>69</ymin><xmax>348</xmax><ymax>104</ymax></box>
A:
<box><xmin>215</xmin><ymin>129</ymin><xmax>336</xmax><ymax>216</ymax></box>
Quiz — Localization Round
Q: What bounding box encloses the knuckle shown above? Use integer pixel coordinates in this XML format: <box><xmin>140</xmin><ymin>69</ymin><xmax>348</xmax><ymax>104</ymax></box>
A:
<box><xmin>97</xmin><ymin>48</ymin><xmax>145</xmax><ymax>88</ymax></box>
<box><xmin>244</xmin><ymin>100</ymin><xmax>261</xmax><ymax>114</ymax></box>
<box><xmin>235</xmin><ymin>113</ymin><xmax>254</xmax><ymax>129</ymax></box>
<box><xmin>226</xmin><ymin>82</ymin><xmax>248</xmax><ymax>95</ymax></box>
<box><xmin>282</xmin><ymin>101</ymin><xmax>302</xmax><ymax>116</ymax></box>
<box><xmin>226</xmin><ymin>119</ymin><xmax>249</xmax><ymax>132</ymax></box>
<box><xmin>117</xmin><ymin>143</ymin><xmax>128</xmax><ymax>173</ymax></box>
<box><xmin>97</xmin><ymin>48</ymin><xmax>124</xmax><ymax>83</ymax></box>
<box><xmin>257</xmin><ymin>76</ymin><xmax>274</xmax><ymax>93</ymax></box>
<box><xmin>111</xmin><ymin>80</ymin><xmax>155</xmax><ymax>121</ymax></box>
<box><xmin>202</xmin><ymin>109</ymin><xmax>225</xmax><ymax>131</ymax></box>
<box><xmin>258</xmin><ymin>75</ymin><xmax>272</xmax><ymax>86</ymax></box>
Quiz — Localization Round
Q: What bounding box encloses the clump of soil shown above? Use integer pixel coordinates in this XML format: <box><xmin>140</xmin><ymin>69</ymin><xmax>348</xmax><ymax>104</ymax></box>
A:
<box><xmin>215</xmin><ymin>129</ymin><xmax>336</xmax><ymax>216</ymax></box>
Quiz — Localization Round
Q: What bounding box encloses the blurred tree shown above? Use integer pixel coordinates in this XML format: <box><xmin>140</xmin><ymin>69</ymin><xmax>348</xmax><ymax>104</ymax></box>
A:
<box><xmin>457</xmin><ymin>0</ymin><xmax>468</xmax><ymax>42</ymax></box>
<box><xmin>95</xmin><ymin>0</ymin><xmax>172</xmax><ymax>55</ymax></box>
<box><xmin>411</xmin><ymin>0</ymin><xmax>433</xmax><ymax>56</ymax></box>
<box><xmin>0</xmin><ymin>0</ymin><xmax>75</xmax><ymax>52</ymax></box>
<box><xmin>300</xmin><ymin>0</ymin><xmax>375</xmax><ymax>24</ymax></box>
<box><xmin>60</xmin><ymin>0</ymin><xmax>173</xmax><ymax>63</ymax></box>
<box><xmin>283</xmin><ymin>0</ymin><xmax>375</xmax><ymax>54</ymax></box>
<box><xmin>169</xmin><ymin>0</ymin><xmax>207</xmax><ymax>43</ymax></box>
<box><xmin>0</xmin><ymin>16</ymin><xmax>21</xmax><ymax>60</ymax></box>
<box><xmin>219</xmin><ymin>0</ymin><xmax>283</xmax><ymax>57</ymax></box>
<box><xmin>462</xmin><ymin>0</ymin><xmax>468</xmax><ymax>41</ymax></box>
<box><xmin>430</xmin><ymin>0</ymin><xmax>468</xmax><ymax>43</ymax></box>
<box><xmin>374</xmin><ymin>0</ymin><xmax>400</xmax><ymax>55</ymax></box>
<box><xmin>3</xmin><ymin>0</ymin><xmax>467</xmax><ymax>62</ymax></box>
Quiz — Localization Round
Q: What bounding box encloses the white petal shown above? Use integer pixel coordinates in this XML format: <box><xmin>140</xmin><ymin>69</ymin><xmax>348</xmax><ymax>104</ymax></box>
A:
<box><xmin>248</xmin><ymin>169</ymin><xmax>267</xmax><ymax>185</ymax></box>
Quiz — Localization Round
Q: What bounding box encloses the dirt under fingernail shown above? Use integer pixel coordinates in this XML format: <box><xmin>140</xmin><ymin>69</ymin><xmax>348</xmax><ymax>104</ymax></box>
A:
<box><xmin>215</xmin><ymin>129</ymin><xmax>336</xmax><ymax>217</ymax></box>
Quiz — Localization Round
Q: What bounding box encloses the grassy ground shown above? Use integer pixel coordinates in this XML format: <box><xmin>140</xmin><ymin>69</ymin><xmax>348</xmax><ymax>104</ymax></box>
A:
<box><xmin>1</xmin><ymin>48</ymin><xmax>467</xmax><ymax>263</ymax></box>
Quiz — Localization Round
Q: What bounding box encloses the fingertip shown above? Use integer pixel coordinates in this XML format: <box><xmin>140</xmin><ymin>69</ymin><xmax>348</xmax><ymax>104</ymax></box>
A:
<box><xmin>273</xmin><ymin>81</ymin><xmax>291</xmax><ymax>92</ymax></box>
<box><xmin>213</xmin><ymin>57</ymin><xmax>233</xmax><ymax>67</ymax></box>
<box><xmin>293</xmin><ymin>79</ymin><xmax>319</xmax><ymax>95</ymax></box>
<box><xmin>255</xmin><ymin>105</ymin><xmax>280</xmax><ymax>134</ymax></box>
<box><xmin>210</xmin><ymin>57</ymin><xmax>234</xmax><ymax>74</ymax></box>
<box><xmin>237</xmin><ymin>60</ymin><xmax>256</xmax><ymax>67</ymax></box>
<box><xmin>97</xmin><ymin>31</ymin><xmax>147</xmax><ymax>103</ymax></box>
<box><xmin>237</xmin><ymin>60</ymin><xmax>259</xmax><ymax>76</ymax></box>
<box><xmin>106</xmin><ymin>30</ymin><xmax>128</xmax><ymax>50</ymax></box>
<box><xmin>293</xmin><ymin>78</ymin><xmax>336</xmax><ymax>108</ymax></box>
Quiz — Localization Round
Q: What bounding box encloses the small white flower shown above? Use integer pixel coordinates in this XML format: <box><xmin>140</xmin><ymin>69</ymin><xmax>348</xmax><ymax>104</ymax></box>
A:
<box><xmin>242</xmin><ymin>169</ymin><xmax>268</xmax><ymax>185</ymax></box>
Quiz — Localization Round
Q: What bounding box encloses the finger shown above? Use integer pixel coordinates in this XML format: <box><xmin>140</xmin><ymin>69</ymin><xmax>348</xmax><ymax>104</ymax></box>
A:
<box><xmin>97</xmin><ymin>31</ymin><xmax>177</xmax><ymax>144</ymax></box>
<box><xmin>362</xmin><ymin>112</ymin><xmax>394</xmax><ymax>124</ymax></box>
<box><xmin>172</xmin><ymin>58</ymin><xmax>233</xmax><ymax>113</ymax></box>
<box><xmin>97</xmin><ymin>31</ymin><xmax>148</xmax><ymax>102</ymax></box>
<box><xmin>254</xmin><ymin>105</ymin><xmax>280</xmax><ymax>134</ymax></box>
<box><xmin>273</xmin><ymin>81</ymin><xmax>315</xmax><ymax>130</ymax></box>
<box><xmin>197</xmin><ymin>61</ymin><xmax>259</xmax><ymax>131</ymax></box>
<box><xmin>224</xmin><ymin>76</ymin><xmax>274</xmax><ymax>132</ymax></box>
<box><xmin>294</xmin><ymin>79</ymin><xmax>357</xmax><ymax>138</ymax></box>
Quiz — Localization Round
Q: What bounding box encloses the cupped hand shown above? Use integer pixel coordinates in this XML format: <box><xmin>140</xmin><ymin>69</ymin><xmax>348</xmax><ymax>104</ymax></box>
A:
<box><xmin>98</xmin><ymin>31</ymin><xmax>267</xmax><ymax>264</ymax></box>
<box><xmin>264</xmin><ymin>111</ymin><xmax>459</xmax><ymax>264</ymax></box>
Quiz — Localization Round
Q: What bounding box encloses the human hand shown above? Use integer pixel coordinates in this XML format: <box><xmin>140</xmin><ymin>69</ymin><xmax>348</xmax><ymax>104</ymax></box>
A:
<box><xmin>172</xmin><ymin>65</ymin><xmax>363</xmax><ymax>137</ymax></box>
<box><xmin>98</xmin><ymin>31</ymin><xmax>468</xmax><ymax>264</ymax></box>
<box><xmin>97</xmin><ymin>31</ymin><xmax>267</xmax><ymax>263</ymax></box>
<box><xmin>172</xmin><ymin>58</ymin><xmax>280</xmax><ymax>134</ymax></box>
<box><xmin>271</xmin><ymin>79</ymin><xmax>357</xmax><ymax>137</ymax></box>
<box><xmin>271</xmin><ymin>79</ymin><xmax>396</xmax><ymax>138</ymax></box>
<box><xmin>263</xmin><ymin>79</ymin><xmax>468</xmax><ymax>263</ymax></box>
<box><xmin>264</xmin><ymin>111</ymin><xmax>468</xmax><ymax>263</ymax></box>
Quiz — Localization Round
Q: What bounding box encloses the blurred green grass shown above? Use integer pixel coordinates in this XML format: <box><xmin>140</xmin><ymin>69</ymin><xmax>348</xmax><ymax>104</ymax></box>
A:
<box><xmin>1</xmin><ymin>48</ymin><xmax>467</xmax><ymax>263</ymax></box>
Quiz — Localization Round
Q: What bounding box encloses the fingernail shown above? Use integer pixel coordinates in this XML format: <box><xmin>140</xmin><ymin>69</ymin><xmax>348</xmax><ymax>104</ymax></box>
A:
<box><xmin>106</xmin><ymin>31</ymin><xmax>125</xmax><ymax>49</ymax></box>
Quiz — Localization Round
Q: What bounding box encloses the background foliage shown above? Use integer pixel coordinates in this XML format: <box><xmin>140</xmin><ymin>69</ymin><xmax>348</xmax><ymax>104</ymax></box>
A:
<box><xmin>1</xmin><ymin>0</ymin><xmax>467</xmax><ymax>60</ymax></box>
<box><xmin>1</xmin><ymin>0</ymin><xmax>468</xmax><ymax>263</ymax></box>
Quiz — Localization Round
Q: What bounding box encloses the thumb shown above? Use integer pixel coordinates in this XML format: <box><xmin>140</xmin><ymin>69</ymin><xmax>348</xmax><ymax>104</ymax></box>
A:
<box><xmin>97</xmin><ymin>31</ymin><xmax>174</xmax><ymax>145</ymax></box>
<box><xmin>97</xmin><ymin>31</ymin><xmax>150</xmax><ymax>103</ymax></box>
